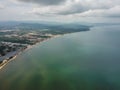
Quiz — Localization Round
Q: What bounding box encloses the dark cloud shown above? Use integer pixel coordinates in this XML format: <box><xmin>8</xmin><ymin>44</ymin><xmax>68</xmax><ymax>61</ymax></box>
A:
<box><xmin>17</xmin><ymin>0</ymin><xmax>67</xmax><ymax>5</ymax></box>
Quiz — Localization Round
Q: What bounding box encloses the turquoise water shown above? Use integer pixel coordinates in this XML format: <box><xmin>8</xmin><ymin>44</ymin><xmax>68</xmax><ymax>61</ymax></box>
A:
<box><xmin>0</xmin><ymin>25</ymin><xmax>120</xmax><ymax>90</ymax></box>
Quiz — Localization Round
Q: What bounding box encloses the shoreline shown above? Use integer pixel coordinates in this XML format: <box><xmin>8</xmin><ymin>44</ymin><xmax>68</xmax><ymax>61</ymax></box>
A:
<box><xmin>0</xmin><ymin>56</ymin><xmax>17</xmax><ymax>70</ymax></box>
<box><xmin>0</xmin><ymin>34</ymin><xmax>61</xmax><ymax>70</ymax></box>
<box><xmin>0</xmin><ymin>31</ymin><xmax>89</xmax><ymax>70</ymax></box>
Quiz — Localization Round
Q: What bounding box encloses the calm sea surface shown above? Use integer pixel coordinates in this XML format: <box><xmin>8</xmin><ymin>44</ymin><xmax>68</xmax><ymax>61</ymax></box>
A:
<box><xmin>0</xmin><ymin>25</ymin><xmax>120</xmax><ymax>90</ymax></box>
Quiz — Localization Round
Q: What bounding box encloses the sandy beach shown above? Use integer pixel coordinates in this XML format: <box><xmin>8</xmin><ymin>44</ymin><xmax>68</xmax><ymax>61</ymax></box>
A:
<box><xmin>0</xmin><ymin>56</ymin><xmax>17</xmax><ymax>70</ymax></box>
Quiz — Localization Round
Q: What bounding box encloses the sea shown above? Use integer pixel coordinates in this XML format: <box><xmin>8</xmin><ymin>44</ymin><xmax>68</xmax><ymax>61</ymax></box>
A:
<box><xmin>0</xmin><ymin>24</ymin><xmax>120</xmax><ymax>90</ymax></box>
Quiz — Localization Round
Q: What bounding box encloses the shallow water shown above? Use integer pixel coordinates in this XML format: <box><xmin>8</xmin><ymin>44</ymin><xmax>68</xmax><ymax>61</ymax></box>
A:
<box><xmin>0</xmin><ymin>25</ymin><xmax>120</xmax><ymax>90</ymax></box>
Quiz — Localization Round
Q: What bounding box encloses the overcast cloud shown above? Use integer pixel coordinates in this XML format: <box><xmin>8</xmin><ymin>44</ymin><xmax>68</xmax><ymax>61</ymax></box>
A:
<box><xmin>27</xmin><ymin>0</ymin><xmax>120</xmax><ymax>16</ymax></box>
<box><xmin>0</xmin><ymin>0</ymin><xmax>120</xmax><ymax>22</ymax></box>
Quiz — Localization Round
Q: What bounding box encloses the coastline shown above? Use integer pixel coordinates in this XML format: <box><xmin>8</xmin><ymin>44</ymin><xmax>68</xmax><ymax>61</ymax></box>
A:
<box><xmin>0</xmin><ymin>31</ymin><xmax>89</xmax><ymax>70</ymax></box>
<box><xmin>0</xmin><ymin>56</ymin><xmax>17</xmax><ymax>70</ymax></box>
<box><xmin>0</xmin><ymin>34</ymin><xmax>61</xmax><ymax>70</ymax></box>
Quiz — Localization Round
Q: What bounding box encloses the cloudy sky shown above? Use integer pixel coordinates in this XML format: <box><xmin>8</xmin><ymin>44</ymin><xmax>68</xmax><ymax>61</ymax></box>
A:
<box><xmin>0</xmin><ymin>0</ymin><xmax>120</xmax><ymax>23</ymax></box>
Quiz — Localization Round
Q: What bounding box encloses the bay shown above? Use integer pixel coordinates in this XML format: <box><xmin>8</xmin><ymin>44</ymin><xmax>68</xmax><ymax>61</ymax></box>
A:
<box><xmin>0</xmin><ymin>25</ymin><xmax>120</xmax><ymax>90</ymax></box>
